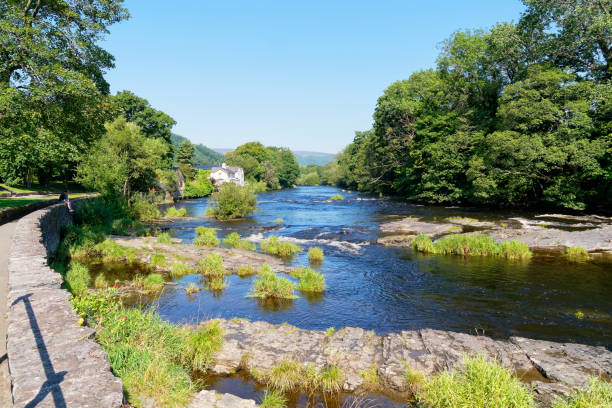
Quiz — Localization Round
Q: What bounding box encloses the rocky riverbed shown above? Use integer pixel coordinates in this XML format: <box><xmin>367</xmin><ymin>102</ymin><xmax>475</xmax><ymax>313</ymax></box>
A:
<box><xmin>378</xmin><ymin>214</ymin><xmax>612</xmax><ymax>252</ymax></box>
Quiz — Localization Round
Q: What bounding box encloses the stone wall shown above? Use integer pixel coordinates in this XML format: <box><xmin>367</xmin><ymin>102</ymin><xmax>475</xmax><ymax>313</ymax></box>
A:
<box><xmin>6</xmin><ymin>200</ymin><xmax>123</xmax><ymax>407</ymax></box>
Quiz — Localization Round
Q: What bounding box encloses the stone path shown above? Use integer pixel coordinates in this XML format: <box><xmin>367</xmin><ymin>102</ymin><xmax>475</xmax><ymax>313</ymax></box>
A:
<box><xmin>0</xmin><ymin>221</ymin><xmax>17</xmax><ymax>407</ymax></box>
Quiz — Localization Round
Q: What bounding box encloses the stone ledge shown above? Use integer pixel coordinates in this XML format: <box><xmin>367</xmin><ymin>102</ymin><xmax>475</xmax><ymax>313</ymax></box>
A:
<box><xmin>6</xmin><ymin>200</ymin><xmax>124</xmax><ymax>407</ymax></box>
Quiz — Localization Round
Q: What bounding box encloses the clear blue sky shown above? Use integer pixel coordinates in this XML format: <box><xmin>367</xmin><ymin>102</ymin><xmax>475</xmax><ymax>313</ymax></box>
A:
<box><xmin>103</xmin><ymin>1</ymin><xmax>525</xmax><ymax>154</ymax></box>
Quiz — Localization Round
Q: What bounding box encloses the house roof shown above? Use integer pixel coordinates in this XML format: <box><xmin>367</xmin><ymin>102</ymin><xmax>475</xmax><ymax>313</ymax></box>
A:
<box><xmin>211</xmin><ymin>165</ymin><xmax>242</xmax><ymax>174</ymax></box>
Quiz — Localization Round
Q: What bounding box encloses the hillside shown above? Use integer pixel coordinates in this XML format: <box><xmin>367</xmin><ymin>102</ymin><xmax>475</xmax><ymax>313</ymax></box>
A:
<box><xmin>212</xmin><ymin>148</ymin><xmax>335</xmax><ymax>167</ymax></box>
<box><xmin>171</xmin><ymin>133</ymin><xmax>223</xmax><ymax>165</ymax></box>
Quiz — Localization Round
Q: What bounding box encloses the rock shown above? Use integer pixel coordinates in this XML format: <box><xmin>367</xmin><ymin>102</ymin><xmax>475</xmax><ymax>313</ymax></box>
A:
<box><xmin>189</xmin><ymin>390</ymin><xmax>257</xmax><ymax>408</ymax></box>
<box><xmin>380</xmin><ymin>218</ymin><xmax>459</xmax><ymax>236</ymax></box>
<box><xmin>489</xmin><ymin>225</ymin><xmax>612</xmax><ymax>252</ymax></box>
<box><xmin>377</xmin><ymin>235</ymin><xmax>415</xmax><ymax>247</ymax></box>
<box><xmin>531</xmin><ymin>382</ymin><xmax>573</xmax><ymax>408</ymax></box>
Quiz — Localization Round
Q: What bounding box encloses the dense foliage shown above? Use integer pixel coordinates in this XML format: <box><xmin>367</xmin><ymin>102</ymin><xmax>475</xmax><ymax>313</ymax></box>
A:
<box><xmin>225</xmin><ymin>142</ymin><xmax>300</xmax><ymax>190</ymax></box>
<box><xmin>207</xmin><ymin>183</ymin><xmax>257</xmax><ymax>220</ymax></box>
<box><xmin>170</xmin><ymin>133</ymin><xmax>223</xmax><ymax>165</ymax></box>
<box><xmin>329</xmin><ymin>0</ymin><xmax>611</xmax><ymax>211</ymax></box>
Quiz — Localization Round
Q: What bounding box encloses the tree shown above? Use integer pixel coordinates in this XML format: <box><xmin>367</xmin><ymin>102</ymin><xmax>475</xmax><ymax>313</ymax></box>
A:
<box><xmin>77</xmin><ymin>118</ymin><xmax>168</xmax><ymax>197</ymax></box>
<box><xmin>268</xmin><ymin>147</ymin><xmax>300</xmax><ymax>187</ymax></box>
<box><xmin>207</xmin><ymin>183</ymin><xmax>257</xmax><ymax>220</ymax></box>
<box><xmin>519</xmin><ymin>0</ymin><xmax>612</xmax><ymax>80</ymax></box>
<box><xmin>0</xmin><ymin>0</ymin><xmax>128</xmax><ymax>185</ymax></box>
<box><xmin>112</xmin><ymin>90</ymin><xmax>176</xmax><ymax>164</ymax></box>
<box><xmin>176</xmin><ymin>140</ymin><xmax>195</xmax><ymax>180</ymax></box>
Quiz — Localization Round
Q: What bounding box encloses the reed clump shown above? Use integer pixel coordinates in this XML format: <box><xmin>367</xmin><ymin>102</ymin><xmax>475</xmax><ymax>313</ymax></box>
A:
<box><xmin>260</xmin><ymin>235</ymin><xmax>302</xmax><ymax>258</ymax></box>
<box><xmin>308</xmin><ymin>247</ymin><xmax>324</xmax><ymax>264</ymax></box>
<box><xmin>248</xmin><ymin>268</ymin><xmax>297</xmax><ymax>299</ymax></box>
<box><xmin>223</xmin><ymin>232</ymin><xmax>256</xmax><ymax>251</ymax></box>
<box><xmin>411</xmin><ymin>233</ymin><xmax>532</xmax><ymax>260</ymax></box>
<box><xmin>197</xmin><ymin>253</ymin><xmax>226</xmax><ymax>277</ymax></box>
<box><xmin>193</xmin><ymin>227</ymin><xmax>219</xmax><ymax>247</ymax></box>
<box><xmin>564</xmin><ymin>246</ymin><xmax>590</xmax><ymax>262</ymax></box>
<box><xmin>165</xmin><ymin>207</ymin><xmax>186</xmax><ymax>217</ymax></box>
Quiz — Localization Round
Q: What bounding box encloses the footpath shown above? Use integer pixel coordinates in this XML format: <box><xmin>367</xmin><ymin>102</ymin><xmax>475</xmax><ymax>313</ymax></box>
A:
<box><xmin>0</xmin><ymin>221</ymin><xmax>17</xmax><ymax>406</ymax></box>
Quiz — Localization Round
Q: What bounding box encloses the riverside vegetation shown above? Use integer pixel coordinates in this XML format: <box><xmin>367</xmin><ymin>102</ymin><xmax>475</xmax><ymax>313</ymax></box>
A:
<box><xmin>412</xmin><ymin>233</ymin><xmax>532</xmax><ymax>260</ymax></box>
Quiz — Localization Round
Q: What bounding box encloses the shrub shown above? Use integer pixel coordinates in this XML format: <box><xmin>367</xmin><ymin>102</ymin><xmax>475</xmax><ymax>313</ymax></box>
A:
<box><xmin>297</xmin><ymin>268</ymin><xmax>325</xmax><ymax>293</ymax></box>
<box><xmin>65</xmin><ymin>262</ymin><xmax>90</xmax><ymax>297</ymax></box>
<box><xmin>165</xmin><ymin>207</ymin><xmax>186</xmax><ymax>217</ymax></box>
<box><xmin>129</xmin><ymin>192</ymin><xmax>161</xmax><ymax>221</ymax></box>
<box><xmin>156</xmin><ymin>232</ymin><xmax>173</xmax><ymax>244</ymax></box>
<box><xmin>260</xmin><ymin>390</ymin><xmax>287</xmax><ymax>408</ymax></box>
<box><xmin>111</xmin><ymin>217</ymin><xmax>141</xmax><ymax>235</ymax></box>
<box><xmin>248</xmin><ymin>269</ymin><xmax>297</xmax><ymax>299</ymax></box>
<box><xmin>308</xmin><ymin>247</ymin><xmax>324</xmax><ymax>263</ymax></box>
<box><xmin>260</xmin><ymin>236</ymin><xmax>302</xmax><ymax>258</ymax></box>
<box><xmin>330</xmin><ymin>194</ymin><xmax>344</xmax><ymax>200</ymax></box>
<box><xmin>198</xmin><ymin>253</ymin><xmax>226</xmax><ymax>277</ymax></box>
<box><xmin>184</xmin><ymin>169</ymin><xmax>214</xmax><ymax>198</ymax></box>
<box><xmin>193</xmin><ymin>226</ymin><xmax>219</xmax><ymax>247</ymax></box>
<box><xmin>552</xmin><ymin>377</ymin><xmax>612</xmax><ymax>408</ymax></box>
<box><xmin>185</xmin><ymin>283</ymin><xmax>200</xmax><ymax>294</ymax></box>
<box><xmin>419</xmin><ymin>356</ymin><xmax>535</xmax><ymax>408</ymax></box>
<box><xmin>237</xmin><ymin>265</ymin><xmax>257</xmax><ymax>277</ymax></box>
<box><xmin>207</xmin><ymin>183</ymin><xmax>257</xmax><ymax>220</ymax></box>
<box><xmin>412</xmin><ymin>234</ymin><xmax>436</xmax><ymax>254</ymax></box>
<box><xmin>223</xmin><ymin>232</ymin><xmax>256</xmax><ymax>251</ymax></box>
<box><xmin>564</xmin><ymin>246</ymin><xmax>590</xmax><ymax>262</ymax></box>
<box><xmin>180</xmin><ymin>320</ymin><xmax>224</xmax><ymax>372</ymax></box>
<box><xmin>143</xmin><ymin>273</ymin><xmax>164</xmax><ymax>291</ymax></box>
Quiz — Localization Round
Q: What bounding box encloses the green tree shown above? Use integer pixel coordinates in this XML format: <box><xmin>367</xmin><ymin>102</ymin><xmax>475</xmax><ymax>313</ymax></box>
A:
<box><xmin>77</xmin><ymin>118</ymin><xmax>168</xmax><ymax>197</ymax></box>
<box><xmin>519</xmin><ymin>0</ymin><xmax>612</xmax><ymax>80</ymax></box>
<box><xmin>0</xmin><ymin>0</ymin><xmax>128</xmax><ymax>185</ymax></box>
<box><xmin>208</xmin><ymin>183</ymin><xmax>257</xmax><ymax>220</ymax></box>
<box><xmin>268</xmin><ymin>147</ymin><xmax>300</xmax><ymax>187</ymax></box>
<box><xmin>176</xmin><ymin>140</ymin><xmax>195</xmax><ymax>180</ymax></box>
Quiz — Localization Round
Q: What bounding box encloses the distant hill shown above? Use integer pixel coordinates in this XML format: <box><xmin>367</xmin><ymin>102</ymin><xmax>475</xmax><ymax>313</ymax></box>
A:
<box><xmin>212</xmin><ymin>148</ymin><xmax>335</xmax><ymax>167</ymax></box>
<box><xmin>171</xmin><ymin>133</ymin><xmax>223</xmax><ymax>165</ymax></box>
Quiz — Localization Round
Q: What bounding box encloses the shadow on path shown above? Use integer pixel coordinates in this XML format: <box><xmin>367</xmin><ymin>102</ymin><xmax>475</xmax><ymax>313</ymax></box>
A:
<box><xmin>12</xmin><ymin>294</ymin><xmax>66</xmax><ymax>408</ymax></box>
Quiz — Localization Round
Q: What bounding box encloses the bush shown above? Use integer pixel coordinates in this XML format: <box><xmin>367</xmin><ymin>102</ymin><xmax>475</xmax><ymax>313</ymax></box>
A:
<box><xmin>111</xmin><ymin>217</ymin><xmax>141</xmax><ymax>235</ymax></box>
<box><xmin>207</xmin><ymin>183</ymin><xmax>257</xmax><ymax>220</ymax></box>
<box><xmin>248</xmin><ymin>268</ymin><xmax>297</xmax><ymax>299</ymax></box>
<box><xmin>223</xmin><ymin>232</ymin><xmax>256</xmax><ymax>251</ymax></box>
<box><xmin>260</xmin><ymin>236</ymin><xmax>302</xmax><ymax>258</ymax></box>
<box><xmin>193</xmin><ymin>226</ymin><xmax>219</xmax><ymax>246</ymax></box>
<box><xmin>184</xmin><ymin>169</ymin><xmax>214</xmax><ymax>198</ymax></box>
<box><xmin>65</xmin><ymin>262</ymin><xmax>90</xmax><ymax>297</ymax></box>
<box><xmin>165</xmin><ymin>207</ymin><xmax>186</xmax><ymax>217</ymax></box>
<box><xmin>198</xmin><ymin>253</ymin><xmax>226</xmax><ymax>277</ymax></box>
<box><xmin>564</xmin><ymin>246</ymin><xmax>590</xmax><ymax>262</ymax></box>
<box><xmin>296</xmin><ymin>268</ymin><xmax>325</xmax><ymax>293</ymax></box>
<box><xmin>419</xmin><ymin>356</ymin><xmax>535</xmax><ymax>408</ymax></box>
<box><xmin>552</xmin><ymin>377</ymin><xmax>612</xmax><ymax>408</ymax></box>
<box><xmin>130</xmin><ymin>192</ymin><xmax>161</xmax><ymax>221</ymax></box>
<box><xmin>308</xmin><ymin>247</ymin><xmax>324</xmax><ymax>263</ymax></box>
<box><xmin>143</xmin><ymin>273</ymin><xmax>164</xmax><ymax>291</ymax></box>
<box><xmin>156</xmin><ymin>232</ymin><xmax>173</xmax><ymax>244</ymax></box>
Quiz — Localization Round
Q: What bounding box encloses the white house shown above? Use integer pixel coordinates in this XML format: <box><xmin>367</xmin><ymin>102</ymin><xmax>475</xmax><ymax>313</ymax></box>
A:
<box><xmin>209</xmin><ymin>163</ymin><xmax>245</xmax><ymax>186</ymax></box>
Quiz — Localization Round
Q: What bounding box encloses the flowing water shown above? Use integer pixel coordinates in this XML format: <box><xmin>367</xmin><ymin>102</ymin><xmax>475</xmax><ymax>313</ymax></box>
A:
<box><xmin>149</xmin><ymin>186</ymin><xmax>612</xmax><ymax>348</ymax></box>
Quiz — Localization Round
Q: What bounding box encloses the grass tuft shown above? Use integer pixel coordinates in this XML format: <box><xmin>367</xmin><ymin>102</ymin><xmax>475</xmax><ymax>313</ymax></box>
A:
<box><xmin>358</xmin><ymin>365</ymin><xmax>380</xmax><ymax>392</ymax></box>
<box><xmin>170</xmin><ymin>262</ymin><xmax>195</xmax><ymax>278</ymax></box>
<box><xmin>223</xmin><ymin>232</ymin><xmax>256</xmax><ymax>251</ymax></box>
<box><xmin>260</xmin><ymin>390</ymin><xmax>287</xmax><ymax>408</ymax></box>
<box><xmin>412</xmin><ymin>233</ymin><xmax>532</xmax><ymax>260</ymax></box>
<box><xmin>412</xmin><ymin>234</ymin><xmax>436</xmax><ymax>254</ymax></box>
<box><xmin>193</xmin><ymin>227</ymin><xmax>219</xmax><ymax>247</ymax></box>
<box><xmin>296</xmin><ymin>268</ymin><xmax>325</xmax><ymax>293</ymax></box>
<box><xmin>308</xmin><ymin>247</ymin><xmax>324</xmax><ymax>264</ymax></box>
<box><xmin>237</xmin><ymin>264</ymin><xmax>257</xmax><ymax>277</ymax></box>
<box><xmin>65</xmin><ymin>262</ymin><xmax>90</xmax><ymax>296</ymax></box>
<box><xmin>179</xmin><ymin>320</ymin><xmax>224</xmax><ymax>372</ymax></box>
<box><xmin>156</xmin><ymin>232</ymin><xmax>173</xmax><ymax>244</ymax></box>
<box><xmin>564</xmin><ymin>246</ymin><xmax>590</xmax><ymax>262</ymax></box>
<box><xmin>198</xmin><ymin>253</ymin><xmax>226</xmax><ymax>277</ymax></box>
<box><xmin>143</xmin><ymin>273</ymin><xmax>164</xmax><ymax>291</ymax></box>
<box><xmin>165</xmin><ymin>207</ymin><xmax>186</xmax><ymax>217</ymax></box>
<box><xmin>552</xmin><ymin>377</ymin><xmax>612</xmax><ymax>408</ymax></box>
<box><xmin>261</xmin><ymin>236</ymin><xmax>302</xmax><ymax>258</ymax></box>
<box><xmin>150</xmin><ymin>253</ymin><xmax>167</xmax><ymax>267</ymax></box>
<box><xmin>248</xmin><ymin>268</ymin><xmax>297</xmax><ymax>299</ymax></box>
<box><xmin>185</xmin><ymin>283</ymin><xmax>200</xmax><ymax>294</ymax></box>
<box><xmin>266</xmin><ymin>360</ymin><xmax>303</xmax><ymax>391</ymax></box>
<box><xmin>419</xmin><ymin>355</ymin><xmax>535</xmax><ymax>408</ymax></box>
<box><xmin>274</xmin><ymin>218</ymin><xmax>284</xmax><ymax>224</ymax></box>
<box><xmin>330</xmin><ymin>194</ymin><xmax>344</xmax><ymax>200</ymax></box>
<box><xmin>404</xmin><ymin>367</ymin><xmax>426</xmax><ymax>396</ymax></box>
<box><xmin>94</xmin><ymin>273</ymin><xmax>107</xmax><ymax>289</ymax></box>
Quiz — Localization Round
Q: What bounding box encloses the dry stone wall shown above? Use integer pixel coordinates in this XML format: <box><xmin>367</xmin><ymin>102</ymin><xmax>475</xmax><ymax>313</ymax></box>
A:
<box><xmin>6</xmin><ymin>200</ymin><xmax>123</xmax><ymax>407</ymax></box>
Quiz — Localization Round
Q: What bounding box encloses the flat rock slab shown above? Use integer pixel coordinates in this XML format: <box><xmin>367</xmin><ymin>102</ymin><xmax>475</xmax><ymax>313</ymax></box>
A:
<box><xmin>206</xmin><ymin>319</ymin><xmax>612</xmax><ymax>400</ymax></box>
<box><xmin>490</xmin><ymin>225</ymin><xmax>612</xmax><ymax>252</ymax></box>
<box><xmin>380</xmin><ymin>218</ymin><xmax>459</xmax><ymax>236</ymax></box>
<box><xmin>189</xmin><ymin>390</ymin><xmax>257</xmax><ymax>408</ymax></box>
<box><xmin>112</xmin><ymin>236</ymin><xmax>293</xmax><ymax>274</ymax></box>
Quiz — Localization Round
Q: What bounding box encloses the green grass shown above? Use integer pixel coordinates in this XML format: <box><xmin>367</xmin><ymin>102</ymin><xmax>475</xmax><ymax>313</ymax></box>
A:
<box><xmin>412</xmin><ymin>233</ymin><xmax>532</xmax><ymax>260</ymax></box>
<box><xmin>197</xmin><ymin>253</ymin><xmax>226</xmax><ymax>277</ymax></box>
<box><xmin>419</xmin><ymin>356</ymin><xmax>535</xmax><ymax>408</ymax></box>
<box><xmin>0</xmin><ymin>181</ymin><xmax>88</xmax><ymax>195</ymax></box>
<box><xmin>236</xmin><ymin>265</ymin><xmax>257</xmax><ymax>277</ymax></box>
<box><xmin>308</xmin><ymin>247</ymin><xmax>324</xmax><ymax>264</ymax></box>
<box><xmin>260</xmin><ymin>390</ymin><xmax>287</xmax><ymax>408</ymax></box>
<box><xmin>165</xmin><ymin>207</ymin><xmax>187</xmax><ymax>217</ymax></box>
<box><xmin>260</xmin><ymin>236</ymin><xmax>302</xmax><ymax>258</ymax></box>
<box><xmin>318</xmin><ymin>365</ymin><xmax>344</xmax><ymax>393</ymax></box>
<box><xmin>157</xmin><ymin>232</ymin><xmax>173</xmax><ymax>244</ymax></box>
<box><xmin>65</xmin><ymin>262</ymin><xmax>90</xmax><ymax>297</ymax></box>
<box><xmin>170</xmin><ymin>262</ymin><xmax>195</xmax><ymax>278</ymax></box>
<box><xmin>206</xmin><ymin>277</ymin><xmax>226</xmax><ymax>291</ymax></box>
<box><xmin>0</xmin><ymin>197</ymin><xmax>48</xmax><ymax>208</ymax></box>
<box><xmin>552</xmin><ymin>377</ymin><xmax>612</xmax><ymax>408</ymax></box>
<box><xmin>193</xmin><ymin>227</ymin><xmax>219</xmax><ymax>247</ymax></box>
<box><xmin>150</xmin><ymin>253</ymin><xmax>167</xmax><ymax>267</ymax></box>
<box><xmin>179</xmin><ymin>320</ymin><xmax>224</xmax><ymax>372</ymax></box>
<box><xmin>248</xmin><ymin>268</ymin><xmax>297</xmax><ymax>299</ymax></box>
<box><xmin>265</xmin><ymin>360</ymin><xmax>303</xmax><ymax>391</ymax></box>
<box><xmin>257</xmin><ymin>360</ymin><xmax>344</xmax><ymax>395</ymax></box>
<box><xmin>330</xmin><ymin>194</ymin><xmax>344</xmax><ymax>201</ymax></box>
<box><xmin>564</xmin><ymin>246</ymin><xmax>590</xmax><ymax>262</ymax></box>
<box><xmin>143</xmin><ymin>273</ymin><xmax>165</xmax><ymax>291</ymax></box>
<box><xmin>404</xmin><ymin>367</ymin><xmax>426</xmax><ymax>395</ymax></box>
<box><xmin>185</xmin><ymin>283</ymin><xmax>200</xmax><ymax>295</ymax></box>
<box><xmin>358</xmin><ymin>365</ymin><xmax>380</xmax><ymax>392</ymax></box>
<box><xmin>296</xmin><ymin>268</ymin><xmax>325</xmax><ymax>293</ymax></box>
<box><xmin>325</xmin><ymin>327</ymin><xmax>335</xmax><ymax>337</ymax></box>
<box><xmin>274</xmin><ymin>218</ymin><xmax>283</xmax><ymax>224</ymax></box>
<box><xmin>94</xmin><ymin>273</ymin><xmax>107</xmax><ymax>289</ymax></box>
<box><xmin>222</xmin><ymin>232</ymin><xmax>256</xmax><ymax>251</ymax></box>
<box><xmin>91</xmin><ymin>239</ymin><xmax>139</xmax><ymax>263</ymax></box>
